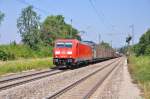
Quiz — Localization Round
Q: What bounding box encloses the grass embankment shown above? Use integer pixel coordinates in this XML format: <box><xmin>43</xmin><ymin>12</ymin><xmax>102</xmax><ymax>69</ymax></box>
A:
<box><xmin>128</xmin><ymin>56</ymin><xmax>150</xmax><ymax>99</ymax></box>
<box><xmin>0</xmin><ymin>58</ymin><xmax>54</xmax><ymax>76</ymax></box>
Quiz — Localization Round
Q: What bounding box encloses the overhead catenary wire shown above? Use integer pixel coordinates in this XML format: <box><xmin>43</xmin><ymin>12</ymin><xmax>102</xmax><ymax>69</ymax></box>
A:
<box><xmin>88</xmin><ymin>0</ymin><xmax>106</xmax><ymax>27</ymax></box>
<box><xmin>16</xmin><ymin>0</ymin><xmax>49</xmax><ymax>15</ymax></box>
<box><xmin>17</xmin><ymin>0</ymin><xmax>124</xmax><ymax>46</ymax></box>
<box><xmin>88</xmin><ymin>0</ymin><xmax>127</xmax><ymax>48</ymax></box>
<box><xmin>88</xmin><ymin>0</ymin><xmax>123</xmax><ymax>35</ymax></box>
<box><xmin>17</xmin><ymin>0</ymin><xmax>78</xmax><ymax>27</ymax></box>
<box><xmin>88</xmin><ymin>0</ymin><xmax>115</xmax><ymax>46</ymax></box>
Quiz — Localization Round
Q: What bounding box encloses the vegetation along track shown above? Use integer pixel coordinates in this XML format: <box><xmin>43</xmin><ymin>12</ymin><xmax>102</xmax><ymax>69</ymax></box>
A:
<box><xmin>46</xmin><ymin>58</ymin><xmax>121</xmax><ymax>99</ymax></box>
<box><xmin>0</xmin><ymin>68</ymin><xmax>67</xmax><ymax>91</ymax></box>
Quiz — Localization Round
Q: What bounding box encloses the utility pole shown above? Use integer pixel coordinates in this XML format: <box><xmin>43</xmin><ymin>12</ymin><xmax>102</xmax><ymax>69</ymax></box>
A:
<box><xmin>70</xmin><ymin>19</ymin><xmax>72</xmax><ymax>38</ymax></box>
<box><xmin>110</xmin><ymin>40</ymin><xmax>112</xmax><ymax>48</ymax></box>
<box><xmin>126</xmin><ymin>35</ymin><xmax>132</xmax><ymax>56</ymax></box>
<box><xmin>129</xmin><ymin>24</ymin><xmax>134</xmax><ymax>45</ymax></box>
<box><xmin>98</xmin><ymin>33</ymin><xmax>101</xmax><ymax>44</ymax></box>
<box><xmin>79</xmin><ymin>30</ymin><xmax>86</xmax><ymax>40</ymax></box>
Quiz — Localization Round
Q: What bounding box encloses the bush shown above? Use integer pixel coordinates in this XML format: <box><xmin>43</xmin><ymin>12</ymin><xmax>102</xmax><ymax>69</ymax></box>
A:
<box><xmin>133</xmin><ymin>29</ymin><xmax>150</xmax><ymax>56</ymax></box>
<box><xmin>128</xmin><ymin>56</ymin><xmax>150</xmax><ymax>99</ymax></box>
<box><xmin>0</xmin><ymin>50</ymin><xmax>8</xmax><ymax>61</ymax></box>
<box><xmin>0</xmin><ymin>44</ymin><xmax>52</xmax><ymax>61</ymax></box>
<box><xmin>145</xmin><ymin>45</ymin><xmax>150</xmax><ymax>55</ymax></box>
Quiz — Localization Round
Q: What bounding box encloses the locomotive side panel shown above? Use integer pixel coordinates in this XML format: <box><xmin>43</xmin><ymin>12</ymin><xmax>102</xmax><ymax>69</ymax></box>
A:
<box><xmin>77</xmin><ymin>42</ymin><xmax>93</xmax><ymax>62</ymax></box>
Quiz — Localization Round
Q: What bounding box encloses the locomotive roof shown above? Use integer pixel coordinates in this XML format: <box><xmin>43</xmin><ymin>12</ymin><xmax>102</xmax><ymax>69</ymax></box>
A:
<box><xmin>82</xmin><ymin>41</ymin><xmax>96</xmax><ymax>47</ymax></box>
<box><xmin>82</xmin><ymin>41</ymin><xmax>96</xmax><ymax>44</ymax></box>
<box><xmin>55</xmin><ymin>39</ymin><xmax>96</xmax><ymax>47</ymax></box>
<box><xmin>55</xmin><ymin>39</ymin><xmax>79</xmax><ymax>42</ymax></box>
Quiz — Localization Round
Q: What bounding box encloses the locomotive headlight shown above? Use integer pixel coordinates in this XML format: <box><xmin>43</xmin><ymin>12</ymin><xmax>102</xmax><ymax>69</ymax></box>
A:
<box><xmin>67</xmin><ymin>51</ymin><xmax>72</xmax><ymax>54</ymax></box>
<box><xmin>55</xmin><ymin>51</ymin><xmax>60</xmax><ymax>54</ymax></box>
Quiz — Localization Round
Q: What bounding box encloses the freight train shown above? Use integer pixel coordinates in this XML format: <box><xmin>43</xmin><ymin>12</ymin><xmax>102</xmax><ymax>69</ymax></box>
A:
<box><xmin>53</xmin><ymin>39</ymin><xmax>120</xmax><ymax>68</ymax></box>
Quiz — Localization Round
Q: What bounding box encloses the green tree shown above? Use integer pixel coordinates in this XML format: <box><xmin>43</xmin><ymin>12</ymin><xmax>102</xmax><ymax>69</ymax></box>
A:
<box><xmin>41</xmin><ymin>15</ymin><xmax>81</xmax><ymax>46</ymax></box>
<box><xmin>0</xmin><ymin>11</ymin><xmax>4</xmax><ymax>25</ymax></box>
<box><xmin>17</xmin><ymin>6</ymin><xmax>41</xmax><ymax>49</ymax></box>
<box><xmin>145</xmin><ymin>45</ymin><xmax>150</xmax><ymax>55</ymax></box>
<box><xmin>134</xmin><ymin>29</ymin><xmax>150</xmax><ymax>56</ymax></box>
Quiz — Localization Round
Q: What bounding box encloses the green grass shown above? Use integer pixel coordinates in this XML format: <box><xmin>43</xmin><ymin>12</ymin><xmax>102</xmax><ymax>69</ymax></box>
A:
<box><xmin>128</xmin><ymin>56</ymin><xmax>150</xmax><ymax>99</ymax></box>
<box><xmin>0</xmin><ymin>57</ymin><xmax>54</xmax><ymax>76</ymax></box>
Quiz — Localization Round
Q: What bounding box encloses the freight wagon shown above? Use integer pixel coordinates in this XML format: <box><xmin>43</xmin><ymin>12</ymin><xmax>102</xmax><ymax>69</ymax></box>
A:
<box><xmin>53</xmin><ymin>39</ymin><xmax>119</xmax><ymax>68</ymax></box>
<box><xmin>83</xmin><ymin>41</ymin><xmax>115</xmax><ymax>62</ymax></box>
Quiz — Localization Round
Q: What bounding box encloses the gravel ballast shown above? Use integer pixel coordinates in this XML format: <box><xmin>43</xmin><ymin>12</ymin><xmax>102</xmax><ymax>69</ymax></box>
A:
<box><xmin>0</xmin><ymin>58</ymin><xmax>118</xmax><ymax>99</ymax></box>
<box><xmin>56</xmin><ymin>58</ymin><xmax>120</xmax><ymax>99</ymax></box>
<box><xmin>90</xmin><ymin>57</ymin><xmax>142</xmax><ymax>99</ymax></box>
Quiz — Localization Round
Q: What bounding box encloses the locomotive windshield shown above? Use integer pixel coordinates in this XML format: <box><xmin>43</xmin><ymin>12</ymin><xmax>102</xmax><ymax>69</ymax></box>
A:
<box><xmin>65</xmin><ymin>42</ymin><xmax>72</xmax><ymax>48</ymax></box>
<box><xmin>56</xmin><ymin>42</ymin><xmax>65</xmax><ymax>48</ymax></box>
<box><xmin>56</xmin><ymin>42</ymin><xmax>72</xmax><ymax>48</ymax></box>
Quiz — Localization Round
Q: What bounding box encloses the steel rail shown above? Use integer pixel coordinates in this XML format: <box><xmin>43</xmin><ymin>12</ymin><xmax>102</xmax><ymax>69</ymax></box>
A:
<box><xmin>0</xmin><ymin>69</ymin><xmax>56</xmax><ymax>83</ymax></box>
<box><xmin>0</xmin><ymin>70</ymin><xmax>66</xmax><ymax>91</ymax></box>
<box><xmin>83</xmin><ymin>59</ymin><xmax>122</xmax><ymax>99</ymax></box>
<box><xmin>45</xmin><ymin>58</ymin><xmax>120</xmax><ymax>99</ymax></box>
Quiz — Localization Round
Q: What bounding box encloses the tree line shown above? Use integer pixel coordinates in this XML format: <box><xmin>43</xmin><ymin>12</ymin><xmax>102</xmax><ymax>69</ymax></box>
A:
<box><xmin>0</xmin><ymin>5</ymin><xmax>81</xmax><ymax>60</ymax></box>
<box><xmin>119</xmin><ymin>29</ymin><xmax>150</xmax><ymax>56</ymax></box>
<box><xmin>0</xmin><ymin>11</ymin><xmax>4</xmax><ymax>25</ymax></box>
<box><xmin>17</xmin><ymin>5</ymin><xmax>81</xmax><ymax>50</ymax></box>
<box><xmin>133</xmin><ymin>29</ymin><xmax>150</xmax><ymax>56</ymax></box>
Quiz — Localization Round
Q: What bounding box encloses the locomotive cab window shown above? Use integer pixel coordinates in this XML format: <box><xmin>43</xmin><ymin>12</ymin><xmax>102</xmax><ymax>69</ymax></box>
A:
<box><xmin>56</xmin><ymin>42</ymin><xmax>65</xmax><ymax>48</ymax></box>
<box><xmin>65</xmin><ymin>42</ymin><xmax>72</xmax><ymax>48</ymax></box>
<box><xmin>56</xmin><ymin>42</ymin><xmax>72</xmax><ymax>48</ymax></box>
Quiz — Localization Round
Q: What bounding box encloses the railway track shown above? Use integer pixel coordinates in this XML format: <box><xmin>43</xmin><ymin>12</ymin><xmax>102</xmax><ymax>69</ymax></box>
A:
<box><xmin>45</xmin><ymin>58</ymin><xmax>121</xmax><ymax>99</ymax></box>
<box><xmin>83</xmin><ymin>59</ymin><xmax>123</xmax><ymax>99</ymax></box>
<box><xmin>0</xmin><ymin>69</ymin><xmax>67</xmax><ymax>91</ymax></box>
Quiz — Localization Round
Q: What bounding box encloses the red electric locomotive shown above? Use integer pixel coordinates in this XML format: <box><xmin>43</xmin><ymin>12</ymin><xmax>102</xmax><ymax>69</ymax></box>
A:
<box><xmin>53</xmin><ymin>39</ymin><xmax>93</xmax><ymax>68</ymax></box>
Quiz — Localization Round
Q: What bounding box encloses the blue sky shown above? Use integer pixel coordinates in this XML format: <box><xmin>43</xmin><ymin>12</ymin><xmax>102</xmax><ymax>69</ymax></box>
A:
<box><xmin>0</xmin><ymin>0</ymin><xmax>150</xmax><ymax>48</ymax></box>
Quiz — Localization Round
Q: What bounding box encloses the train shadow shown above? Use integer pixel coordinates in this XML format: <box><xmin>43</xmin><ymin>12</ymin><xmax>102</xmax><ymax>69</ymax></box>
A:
<box><xmin>70</xmin><ymin>58</ymin><xmax>113</xmax><ymax>70</ymax></box>
<box><xmin>52</xmin><ymin>58</ymin><xmax>115</xmax><ymax>70</ymax></box>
